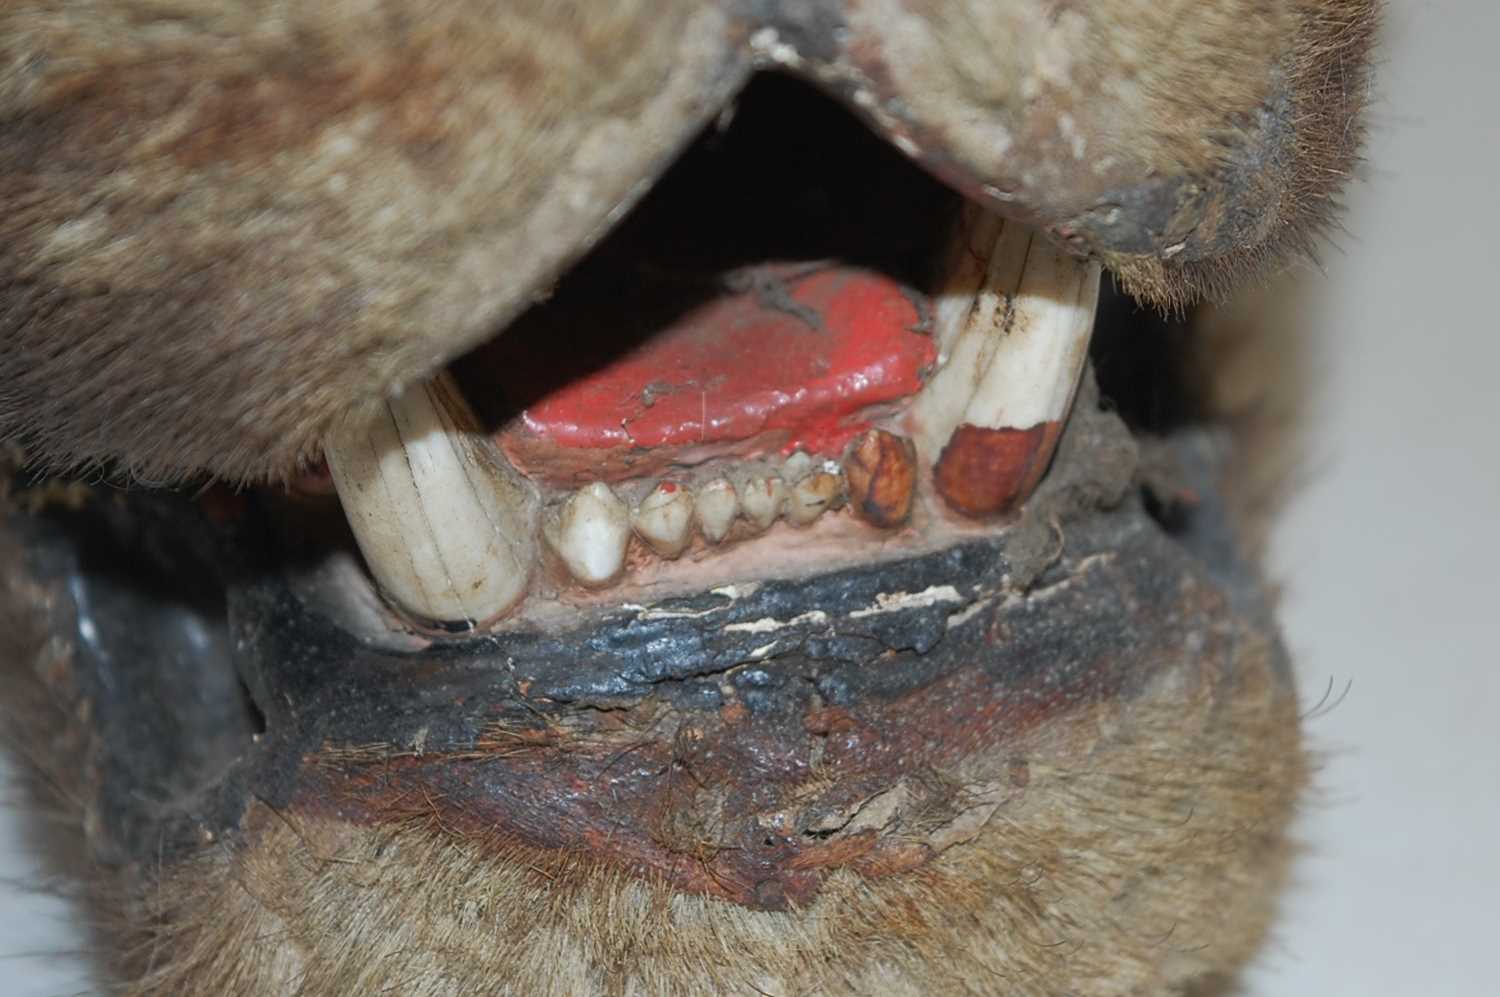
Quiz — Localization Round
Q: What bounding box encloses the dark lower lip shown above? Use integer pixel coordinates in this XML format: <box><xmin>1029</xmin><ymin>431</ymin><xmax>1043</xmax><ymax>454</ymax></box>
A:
<box><xmin>0</xmin><ymin>381</ymin><xmax>1307</xmax><ymax>997</ymax></box>
<box><xmin>278</xmin><ymin>502</ymin><xmax>1230</xmax><ymax>910</ymax></box>
<box><xmin>188</xmin><ymin>397</ymin><xmax>1283</xmax><ymax>914</ymax></box>
<box><xmin>4</xmin><ymin>375</ymin><xmax>1293</xmax><ymax>915</ymax></box>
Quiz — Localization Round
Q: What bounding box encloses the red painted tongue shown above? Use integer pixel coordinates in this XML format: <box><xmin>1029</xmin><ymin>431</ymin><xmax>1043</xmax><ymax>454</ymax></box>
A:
<box><xmin>495</xmin><ymin>266</ymin><xmax>934</xmax><ymax>463</ymax></box>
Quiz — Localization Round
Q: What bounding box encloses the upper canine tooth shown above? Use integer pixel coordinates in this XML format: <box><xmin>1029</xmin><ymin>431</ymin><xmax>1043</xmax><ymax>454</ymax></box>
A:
<box><xmin>915</xmin><ymin>210</ymin><xmax>1101</xmax><ymax>518</ymax></box>
<box><xmin>740</xmin><ymin>475</ymin><xmax>787</xmax><ymax>532</ymax></box>
<box><xmin>785</xmin><ymin>465</ymin><xmax>843</xmax><ymax>526</ymax></box>
<box><xmin>696</xmin><ymin>478</ymin><xmax>739</xmax><ymax>543</ymax></box>
<box><xmin>632</xmin><ymin>482</ymin><xmax>694</xmax><ymax>558</ymax></box>
<box><xmin>323</xmin><ymin>372</ymin><xmax>538</xmax><ymax>629</ymax></box>
<box><xmin>844</xmin><ymin>429</ymin><xmax>917</xmax><ymax>529</ymax></box>
<box><xmin>552</xmin><ymin>482</ymin><xmax>631</xmax><ymax>587</ymax></box>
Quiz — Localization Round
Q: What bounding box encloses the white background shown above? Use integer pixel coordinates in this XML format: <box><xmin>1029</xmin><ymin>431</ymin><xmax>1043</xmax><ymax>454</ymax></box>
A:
<box><xmin>2</xmin><ymin>0</ymin><xmax>1495</xmax><ymax>992</ymax></box>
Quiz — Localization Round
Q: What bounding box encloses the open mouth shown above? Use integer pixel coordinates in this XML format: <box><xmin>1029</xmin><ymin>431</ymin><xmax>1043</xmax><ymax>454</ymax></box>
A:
<box><xmin>312</xmin><ymin>74</ymin><xmax>1100</xmax><ymax>633</ymax></box>
<box><xmin>4</xmin><ymin>65</ymin><xmax>1314</xmax><ymax>996</ymax></box>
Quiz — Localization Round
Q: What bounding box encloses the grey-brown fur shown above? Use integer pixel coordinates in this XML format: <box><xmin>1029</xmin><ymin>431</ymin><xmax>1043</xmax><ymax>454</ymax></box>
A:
<box><xmin>0</xmin><ymin>0</ymin><xmax>1378</xmax><ymax>484</ymax></box>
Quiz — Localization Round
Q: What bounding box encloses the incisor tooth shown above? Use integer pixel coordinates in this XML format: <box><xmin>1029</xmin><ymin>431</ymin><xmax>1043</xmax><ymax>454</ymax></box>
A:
<box><xmin>553</xmin><ymin>482</ymin><xmax>630</xmax><ymax>586</ymax></box>
<box><xmin>324</xmin><ymin>373</ymin><xmax>537</xmax><ymax>629</ymax></box>
<box><xmin>786</xmin><ymin>468</ymin><xmax>843</xmax><ymax>526</ymax></box>
<box><xmin>696</xmin><ymin>478</ymin><xmax>739</xmax><ymax>543</ymax></box>
<box><xmin>915</xmin><ymin>210</ymin><xmax>1100</xmax><ymax>518</ymax></box>
<box><xmin>740</xmin><ymin>475</ymin><xmax>787</xmax><ymax>532</ymax></box>
<box><xmin>632</xmin><ymin>482</ymin><xmax>694</xmax><ymax>558</ymax></box>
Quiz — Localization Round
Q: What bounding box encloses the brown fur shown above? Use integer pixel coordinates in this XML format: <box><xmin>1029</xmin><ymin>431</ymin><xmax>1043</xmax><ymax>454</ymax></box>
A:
<box><xmin>846</xmin><ymin>0</ymin><xmax>1296</xmax><ymax>202</ymax></box>
<box><xmin>0</xmin><ymin>0</ymin><xmax>1378</xmax><ymax>484</ymax></box>
<box><xmin>0</xmin><ymin>0</ymin><xmax>746</xmax><ymax>485</ymax></box>
<box><xmin>1106</xmin><ymin>0</ymin><xmax>1381</xmax><ymax>307</ymax></box>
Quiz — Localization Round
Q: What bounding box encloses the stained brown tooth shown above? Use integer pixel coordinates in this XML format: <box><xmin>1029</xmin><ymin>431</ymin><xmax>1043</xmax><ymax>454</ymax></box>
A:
<box><xmin>740</xmin><ymin>475</ymin><xmax>787</xmax><ymax>532</ymax></box>
<box><xmin>323</xmin><ymin>373</ymin><xmax>538</xmax><ymax>629</ymax></box>
<box><xmin>696</xmin><ymin>478</ymin><xmax>739</xmax><ymax>543</ymax></box>
<box><xmin>785</xmin><ymin>467</ymin><xmax>843</xmax><ymax>526</ymax></box>
<box><xmin>932</xmin><ymin>423</ymin><xmax>1059</xmax><ymax>519</ymax></box>
<box><xmin>632</xmin><ymin>482</ymin><xmax>694</xmax><ymax>558</ymax></box>
<box><xmin>916</xmin><ymin>211</ymin><xmax>1100</xmax><ymax>518</ymax></box>
<box><xmin>551</xmin><ymin>482</ymin><xmax>631</xmax><ymax>587</ymax></box>
<box><xmin>844</xmin><ymin>429</ymin><xmax>918</xmax><ymax>529</ymax></box>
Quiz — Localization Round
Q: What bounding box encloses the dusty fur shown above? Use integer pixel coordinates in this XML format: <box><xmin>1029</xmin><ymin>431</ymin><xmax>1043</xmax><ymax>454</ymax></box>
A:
<box><xmin>852</xmin><ymin>0</ymin><xmax>1295</xmax><ymax>190</ymax></box>
<box><xmin>1107</xmin><ymin>0</ymin><xmax>1382</xmax><ymax>308</ymax></box>
<box><xmin>0</xmin><ymin>0</ymin><xmax>1378</xmax><ymax>484</ymax></box>
<box><xmin>0</xmin><ymin>0</ymin><xmax>743</xmax><ymax>485</ymax></box>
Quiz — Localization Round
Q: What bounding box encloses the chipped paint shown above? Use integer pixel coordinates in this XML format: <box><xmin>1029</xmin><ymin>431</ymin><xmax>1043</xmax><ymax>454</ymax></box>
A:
<box><xmin>849</xmin><ymin>584</ymin><xmax>964</xmax><ymax>619</ymax></box>
<box><xmin>725</xmin><ymin>610</ymin><xmax>829</xmax><ymax>634</ymax></box>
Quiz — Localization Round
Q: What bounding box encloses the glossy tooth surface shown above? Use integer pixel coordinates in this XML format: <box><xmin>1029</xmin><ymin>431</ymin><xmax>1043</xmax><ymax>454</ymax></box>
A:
<box><xmin>324</xmin><ymin>373</ymin><xmax>537</xmax><ymax>629</ymax></box>
<box><xmin>785</xmin><ymin>468</ymin><xmax>843</xmax><ymax>526</ymax></box>
<box><xmin>696</xmin><ymin>478</ymin><xmax>739</xmax><ymax>543</ymax></box>
<box><xmin>553</xmin><ymin>482</ymin><xmax>631</xmax><ymax>586</ymax></box>
<box><xmin>632</xmin><ymin>482</ymin><xmax>694</xmax><ymax>558</ymax></box>
<box><xmin>740</xmin><ymin>475</ymin><xmax>787</xmax><ymax>532</ymax></box>
<box><xmin>915</xmin><ymin>210</ymin><xmax>1101</xmax><ymax>518</ymax></box>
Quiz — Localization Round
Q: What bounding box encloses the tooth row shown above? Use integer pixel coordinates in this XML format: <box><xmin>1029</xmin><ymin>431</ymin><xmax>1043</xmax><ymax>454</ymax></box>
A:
<box><xmin>323</xmin><ymin>214</ymin><xmax>1090</xmax><ymax>621</ymax></box>
<box><xmin>913</xmin><ymin>208</ymin><xmax>1101</xmax><ymax>518</ymax></box>
<box><xmin>545</xmin><ymin>454</ymin><xmax>858</xmax><ymax>587</ymax></box>
<box><xmin>325</xmin><ymin>370</ymin><xmax>879</xmax><ymax>607</ymax></box>
<box><xmin>324</xmin><ymin>373</ymin><xmax>539</xmax><ymax>629</ymax></box>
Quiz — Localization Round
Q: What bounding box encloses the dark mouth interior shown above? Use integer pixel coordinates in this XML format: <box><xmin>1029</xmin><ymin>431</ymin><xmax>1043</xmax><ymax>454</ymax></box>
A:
<box><xmin>453</xmin><ymin>72</ymin><xmax>962</xmax><ymax>432</ymax></box>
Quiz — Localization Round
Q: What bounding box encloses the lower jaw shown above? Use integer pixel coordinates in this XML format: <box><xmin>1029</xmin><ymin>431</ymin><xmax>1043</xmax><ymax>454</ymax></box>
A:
<box><xmin>1</xmin><ymin>371</ymin><xmax>1305</xmax><ymax>994</ymax></box>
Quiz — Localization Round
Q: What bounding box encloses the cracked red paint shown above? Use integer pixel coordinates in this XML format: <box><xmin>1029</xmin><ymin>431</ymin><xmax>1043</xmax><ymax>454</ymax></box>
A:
<box><xmin>493</xmin><ymin>267</ymin><xmax>934</xmax><ymax>484</ymax></box>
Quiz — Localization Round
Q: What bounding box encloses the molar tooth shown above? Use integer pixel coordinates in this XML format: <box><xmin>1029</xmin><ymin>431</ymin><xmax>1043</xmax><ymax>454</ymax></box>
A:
<box><xmin>915</xmin><ymin>211</ymin><xmax>1100</xmax><ymax>518</ymax></box>
<box><xmin>785</xmin><ymin>467</ymin><xmax>843</xmax><ymax>526</ymax></box>
<box><xmin>781</xmin><ymin>451</ymin><xmax>815</xmax><ymax>483</ymax></box>
<box><xmin>696</xmin><ymin>478</ymin><xmax>739</xmax><ymax>543</ymax></box>
<box><xmin>553</xmin><ymin>482</ymin><xmax>630</xmax><ymax>586</ymax></box>
<box><xmin>740</xmin><ymin>475</ymin><xmax>787</xmax><ymax>532</ymax></box>
<box><xmin>844</xmin><ymin>429</ymin><xmax>917</xmax><ymax>529</ymax></box>
<box><xmin>323</xmin><ymin>372</ymin><xmax>538</xmax><ymax>629</ymax></box>
<box><xmin>632</xmin><ymin>481</ymin><xmax>694</xmax><ymax>558</ymax></box>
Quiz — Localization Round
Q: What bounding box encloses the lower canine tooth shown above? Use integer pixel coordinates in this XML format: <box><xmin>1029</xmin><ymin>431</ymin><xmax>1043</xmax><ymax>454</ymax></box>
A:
<box><xmin>554</xmin><ymin>482</ymin><xmax>630</xmax><ymax>586</ymax></box>
<box><xmin>632</xmin><ymin>482</ymin><xmax>694</xmax><ymax>558</ymax></box>
<box><xmin>696</xmin><ymin>479</ymin><xmax>739</xmax><ymax>543</ymax></box>
<box><xmin>740</xmin><ymin>475</ymin><xmax>787</xmax><ymax>532</ymax></box>
<box><xmin>786</xmin><ymin>468</ymin><xmax>843</xmax><ymax>526</ymax></box>
<box><xmin>323</xmin><ymin>372</ymin><xmax>538</xmax><ymax>628</ymax></box>
<box><xmin>917</xmin><ymin>211</ymin><xmax>1100</xmax><ymax>518</ymax></box>
<box><xmin>844</xmin><ymin>429</ymin><xmax>917</xmax><ymax>529</ymax></box>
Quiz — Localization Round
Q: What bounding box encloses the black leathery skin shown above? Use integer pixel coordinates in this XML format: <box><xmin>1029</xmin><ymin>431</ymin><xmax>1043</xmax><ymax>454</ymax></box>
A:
<box><xmin>10</xmin><ymin>490</ymin><xmax>255</xmax><ymax>866</ymax></box>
